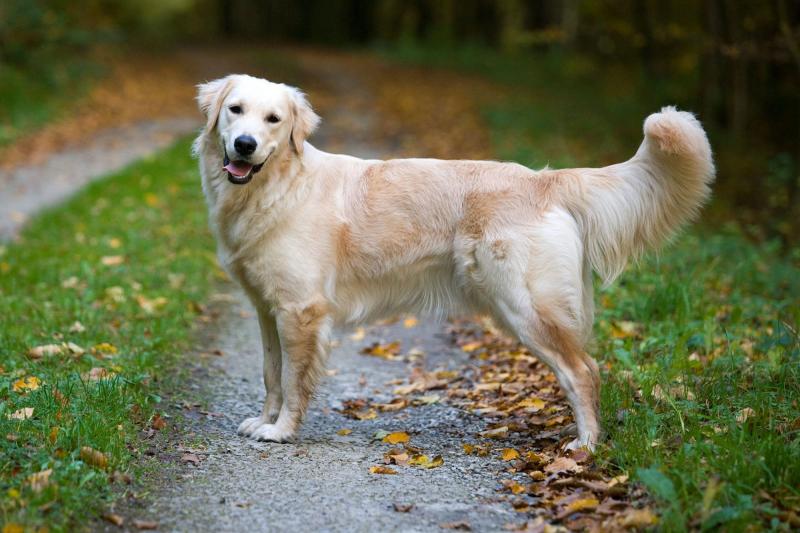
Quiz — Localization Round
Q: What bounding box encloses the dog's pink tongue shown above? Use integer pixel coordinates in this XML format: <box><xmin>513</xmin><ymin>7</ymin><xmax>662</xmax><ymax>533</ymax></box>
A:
<box><xmin>224</xmin><ymin>160</ymin><xmax>253</xmax><ymax>177</ymax></box>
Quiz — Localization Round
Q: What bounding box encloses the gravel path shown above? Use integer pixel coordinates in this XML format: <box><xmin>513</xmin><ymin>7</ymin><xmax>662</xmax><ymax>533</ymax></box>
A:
<box><xmin>146</xmin><ymin>292</ymin><xmax>514</xmax><ymax>533</ymax></box>
<box><xmin>0</xmin><ymin>117</ymin><xmax>198</xmax><ymax>240</ymax></box>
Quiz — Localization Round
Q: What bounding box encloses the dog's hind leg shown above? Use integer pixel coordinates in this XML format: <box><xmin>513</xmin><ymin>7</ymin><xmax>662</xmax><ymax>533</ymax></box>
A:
<box><xmin>247</xmin><ymin>301</ymin><xmax>331</xmax><ymax>442</ymax></box>
<box><xmin>238</xmin><ymin>309</ymin><xmax>283</xmax><ymax>436</ymax></box>
<box><xmin>477</xmin><ymin>211</ymin><xmax>600</xmax><ymax>450</ymax></box>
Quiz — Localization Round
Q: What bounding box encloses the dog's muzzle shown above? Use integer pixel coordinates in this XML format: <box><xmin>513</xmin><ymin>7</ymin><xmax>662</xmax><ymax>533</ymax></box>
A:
<box><xmin>223</xmin><ymin>151</ymin><xmax>264</xmax><ymax>185</ymax></box>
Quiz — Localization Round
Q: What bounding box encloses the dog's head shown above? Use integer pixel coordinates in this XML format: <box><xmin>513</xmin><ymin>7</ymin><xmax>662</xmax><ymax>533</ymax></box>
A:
<box><xmin>197</xmin><ymin>74</ymin><xmax>320</xmax><ymax>185</ymax></box>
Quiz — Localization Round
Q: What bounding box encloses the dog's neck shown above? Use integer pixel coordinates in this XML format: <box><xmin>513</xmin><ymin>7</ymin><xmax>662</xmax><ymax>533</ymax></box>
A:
<box><xmin>199</xmin><ymin>134</ymin><xmax>315</xmax><ymax>254</ymax></box>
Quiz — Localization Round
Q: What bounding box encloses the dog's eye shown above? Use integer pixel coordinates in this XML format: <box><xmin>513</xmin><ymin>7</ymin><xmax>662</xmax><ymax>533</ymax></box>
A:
<box><xmin>229</xmin><ymin>105</ymin><xmax>242</xmax><ymax>114</ymax></box>
<box><xmin>267</xmin><ymin>114</ymin><xmax>281</xmax><ymax>124</ymax></box>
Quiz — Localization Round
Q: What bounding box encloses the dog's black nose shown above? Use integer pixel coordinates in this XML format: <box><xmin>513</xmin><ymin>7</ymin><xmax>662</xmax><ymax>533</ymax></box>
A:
<box><xmin>234</xmin><ymin>135</ymin><xmax>257</xmax><ymax>156</ymax></box>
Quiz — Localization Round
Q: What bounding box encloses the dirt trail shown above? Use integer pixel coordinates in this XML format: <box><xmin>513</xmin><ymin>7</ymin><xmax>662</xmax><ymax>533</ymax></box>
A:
<box><xmin>135</xmin><ymin>57</ymin><xmax>516</xmax><ymax>533</ymax></box>
<box><xmin>0</xmin><ymin>117</ymin><xmax>198</xmax><ymax>240</ymax></box>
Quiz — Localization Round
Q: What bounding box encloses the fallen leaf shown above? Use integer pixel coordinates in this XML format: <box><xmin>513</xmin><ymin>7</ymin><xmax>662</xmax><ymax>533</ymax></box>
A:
<box><xmin>501</xmin><ymin>448</ymin><xmax>520</xmax><ymax>461</ymax></box>
<box><xmin>393</xmin><ymin>503</ymin><xmax>414</xmax><ymax>512</ymax></box>
<box><xmin>373</xmin><ymin>398</ymin><xmax>408</xmax><ymax>412</ymax></box>
<box><xmin>619</xmin><ymin>508</ymin><xmax>658</xmax><ymax>528</ymax></box>
<box><xmin>479</xmin><ymin>426</ymin><xmax>508</xmax><ymax>439</ymax></box>
<box><xmin>350</xmin><ymin>327</ymin><xmax>366</xmax><ymax>341</ymax></box>
<box><xmin>28</xmin><ymin>344</ymin><xmax>63</xmax><ymax>359</ymax></box>
<box><xmin>557</xmin><ymin>497</ymin><xmax>599</xmax><ymax>519</ymax></box>
<box><xmin>736</xmin><ymin>407</ymin><xmax>755</xmax><ymax>424</ymax></box>
<box><xmin>132</xmin><ymin>519</ymin><xmax>159</xmax><ymax>530</ymax></box>
<box><xmin>403</xmin><ymin>316</ymin><xmax>418</xmax><ymax>328</ymax></box>
<box><xmin>408</xmin><ymin>454</ymin><xmax>444</xmax><ymax>469</ymax></box>
<box><xmin>181</xmin><ymin>453</ymin><xmax>202</xmax><ymax>465</ymax></box>
<box><xmin>151</xmin><ymin>414</ymin><xmax>167</xmax><ymax>430</ymax></box>
<box><xmin>441</xmin><ymin>521</ymin><xmax>471</xmax><ymax>530</ymax></box>
<box><xmin>2</xmin><ymin>525</ymin><xmax>24</xmax><ymax>533</ymax></box>
<box><xmin>13</xmin><ymin>375</ymin><xmax>41</xmax><ymax>392</ymax></box>
<box><xmin>136</xmin><ymin>295</ymin><xmax>169</xmax><ymax>314</ymax></box>
<box><xmin>92</xmin><ymin>342</ymin><xmax>118</xmax><ymax>355</ymax></box>
<box><xmin>383</xmin><ymin>431</ymin><xmax>410</xmax><ymax>444</ymax></box>
<box><xmin>336</xmin><ymin>428</ymin><xmax>352</xmax><ymax>436</ymax></box>
<box><xmin>544</xmin><ymin>456</ymin><xmax>580</xmax><ymax>475</ymax></box>
<box><xmin>369</xmin><ymin>465</ymin><xmax>397</xmax><ymax>474</ymax></box>
<box><xmin>27</xmin><ymin>469</ymin><xmax>52</xmax><ymax>493</ymax></box>
<box><xmin>460</xmin><ymin>341</ymin><xmax>483</xmax><ymax>352</ymax></box>
<box><xmin>361</xmin><ymin>341</ymin><xmax>401</xmax><ymax>359</ymax></box>
<box><xmin>102</xmin><ymin>513</ymin><xmax>125</xmax><ymax>527</ymax></box>
<box><xmin>101</xmin><ymin>255</ymin><xmax>125</xmax><ymax>266</ymax></box>
<box><xmin>8</xmin><ymin>407</ymin><xmax>34</xmax><ymax>420</ymax></box>
<box><xmin>611</xmin><ymin>320</ymin><xmax>640</xmax><ymax>339</ymax></box>
<box><xmin>81</xmin><ymin>446</ymin><xmax>109</xmax><ymax>468</ymax></box>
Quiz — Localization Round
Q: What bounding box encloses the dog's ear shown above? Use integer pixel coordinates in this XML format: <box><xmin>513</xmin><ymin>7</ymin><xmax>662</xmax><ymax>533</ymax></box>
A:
<box><xmin>287</xmin><ymin>86</ymin><xmax>320</xmax><ymax>154</ymax></box>
<box><xmin>197</xmin><ymin>76</ymin><xmax>235</xmax><ymax>135</ymax></box>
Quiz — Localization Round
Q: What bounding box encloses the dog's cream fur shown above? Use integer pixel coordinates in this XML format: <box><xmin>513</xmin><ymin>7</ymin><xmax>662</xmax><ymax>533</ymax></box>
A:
<box><xmin>195</xmin><ymin>74</ymin><xmax>714</xmax><ymax>450</ymax></box>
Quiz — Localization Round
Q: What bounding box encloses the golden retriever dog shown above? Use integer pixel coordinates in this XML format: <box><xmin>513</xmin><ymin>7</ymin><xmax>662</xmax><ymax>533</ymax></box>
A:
<box><xmin>194</xmin><ymin>74</ymin><xmax>714</xmax><ymax>451</ymax></box>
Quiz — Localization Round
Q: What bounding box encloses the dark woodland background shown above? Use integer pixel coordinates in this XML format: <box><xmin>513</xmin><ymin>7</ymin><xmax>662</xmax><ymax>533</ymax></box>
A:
<box><xmin>2</xmin><ymin>0</ymin><xmax>799</xmax><ymax>244</ymax></box>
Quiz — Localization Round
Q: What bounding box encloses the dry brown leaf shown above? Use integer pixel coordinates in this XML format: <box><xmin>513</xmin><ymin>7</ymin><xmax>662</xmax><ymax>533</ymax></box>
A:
<box><xmin>181</xmin><ymin>453</ymin><xmax>202</xmax><ymax>465</ymax></box>
<box><xmin>736</xmin><ymin>407</ymin><xmax>755</xmax><ymax>423</ymax></box>
<box><xmin>151</xmin><ymin>414</ymin><xmax>167</xmax><ymax>430</ymax></box>
<box><xmin>132</xmin><ymin>519</ymin><xmax>159</xmax><ymax>530</ymax></box>
<box><xmin>102</xmin><ymin>513</ymin><xmax>125</xmax><ymax>527</ymax></box>
<box><xmin>361</xmin><ymin>341</ymin><xmax>401</xmax><ymax>359</ymax></box>
<box><xmin>8</xmin><ymin>407</ymin><xmax>34</xmax><ymax>420</ymax></box>
<box><xmin>393</xmin><ymin>503</ymin><xmax>414</xmax><ymax>512</ymax></box>
<box><xmin>544</xmin><ymin>456</ymin><xmax>580</xmax><ymax>475</ymax></box>
<box><xmin>27</xmin><ymin>469</ymin><xmax>52</xmax><ymax>493</ymax></box>
<box><xmin>441</xmin><ymin>521</ymin><xmax>471</xmax><ymax>530</ymax></box>
<box><xmin>479</xmin><ymin>426</ymin><xmax>508</xmax><ymax>439</ymax></box>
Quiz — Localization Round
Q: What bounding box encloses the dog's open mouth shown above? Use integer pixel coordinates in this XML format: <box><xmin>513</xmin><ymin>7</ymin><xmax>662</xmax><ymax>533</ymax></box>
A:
<box><xmin>223</xmin><ymin>152</ymin><xmax>265</xmax><ymax>185</ymax></box>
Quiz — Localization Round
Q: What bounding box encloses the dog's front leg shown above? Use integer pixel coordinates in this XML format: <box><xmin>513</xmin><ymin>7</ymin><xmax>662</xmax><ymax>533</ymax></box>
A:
<box><xmin>242</xmin><ymin>301</ymin><xmax>331</xmax><ymax>442</ymax></box>
<box><xmin>238</xmin><ymin>309</ymin><xmax>283</xmax><ymax>436</ymax></box>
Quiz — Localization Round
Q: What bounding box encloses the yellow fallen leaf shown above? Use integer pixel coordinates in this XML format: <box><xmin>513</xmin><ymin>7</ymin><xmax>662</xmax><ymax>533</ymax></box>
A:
<box><xmin>619</xmin><ymin>508</ymin><xmax>658</xmax><ymax>528</ymax></box>
<box><xmin>514</xmin><ymin>397</ymin><xmax>545</xmax><ymax>411</ymax></box>
<box><xmin>369</xmin><ymin>465</ymin><xmax>397</xmax><ymax>475</ymax></box>
<box><xmin>27</xmin><ymin>469</ymin><xmax>52</xmax><ymax>493</ymax></box>
<box><xmin>337</xmin><ymin>428</ymin><xmax>352</xmax><ymax>436</ymax></box>
<box><xmin>611</xmin><ymin>320</ymin><xmax>640</xmax><ymax>339</ymax></box>
<box><xmin>108</xmin><ymin>237</ymin><xmax>122</xmax><ymax>248</ymax></box>
<box><xmin>500</xmin><ymin>448</ymin><xmax>520</xmax><ymax>461</ymax></box>
<box><xmin>460</xmin><ymin>341</ymin><xmax>482</xmax><ymax>352</ymax></box>
<box><xmin>92</xmin><ymin>343</ymin><xmax>118</xmax><ymax>355</ymax></box>
<box><xmin>403</xmin><ymin>316</ymin><xmax>418</xmax><ymax>328</ymax></box>
<box><xmin>13</xmin><ymin>376</ymin><xmax>40</xmax><ymax>392</ymax></box>
<box><xmin>409</xmin><ymin>454</ymin><xmax>444</xmax><ymax>469</ymax></box>
<box><xmin>80</xmin><ymin>446</ymin><xmax>109</xmax><ymax>468</ymax></box>
<box><xmin>559</xmin><ymin>497</ymin><xmax>599</xmax><ymax>517</ymax></box>
<box><xmin>3</xmin><ymin>524</ymin><xmax>24</xmax><ymax>533</ymax></box>
<box><xmin>503</xmin><ymin>480</ymin><xmax>526</xmax><ymax>494</ymax></box>
<box><xmin>145</xmin><ymin>193</ymin><xmax>160</xmax><ymax>206</ymax></box>
<box><xmin>383</xmin><ymin>431</ymin><xmax>410</xmax><ymax>444</ymax></box>
<box><xmin>8</xmin><ymin>407</ymin><xmax>34</xmax><ymax>420</ymax></box>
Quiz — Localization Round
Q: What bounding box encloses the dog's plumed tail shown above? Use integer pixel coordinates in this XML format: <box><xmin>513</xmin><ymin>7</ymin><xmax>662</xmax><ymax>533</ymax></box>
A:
<box><xmin>567</xmin><ymin>106</ymin><xmax>715</xmax><ymax>285</ymax></box>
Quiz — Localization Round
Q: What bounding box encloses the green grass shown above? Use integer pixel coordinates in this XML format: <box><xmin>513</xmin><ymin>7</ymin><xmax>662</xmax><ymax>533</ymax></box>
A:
<box><xmin>383</xmin><ymin>44</ymin><xmax>800</xmax><ymax>530</ymax></box>
<box><xmin>0</xmin><ymin>138</ymin><xmax>215</xmax><ymax>530</ymax></box>
<box><xmin>0</xmin><ymin>60</ymin><xmax>100</xmax><ymax>147</ymax></box>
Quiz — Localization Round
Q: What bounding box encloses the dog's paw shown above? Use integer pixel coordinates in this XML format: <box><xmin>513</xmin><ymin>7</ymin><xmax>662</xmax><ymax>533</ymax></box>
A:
<box><xmin>237</xmin><ymin>416</ymin><xmax>268</xmax><ymax>437</ymax></box>
<box><xmin>563</xmin><ymin>437</ymin><xmax>596</xmax><ymax>453</ymax></box>
<box><xmin>251</xmin><ymin>423</ymin><xmax>294</xmax><ymax>442</ymax></box>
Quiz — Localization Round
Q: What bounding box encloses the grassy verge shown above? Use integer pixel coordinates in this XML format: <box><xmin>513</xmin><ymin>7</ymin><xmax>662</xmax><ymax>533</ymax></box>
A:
<box><xmin>0</xmin><ymin>138</ymin><xmax>215</xmax><ymax>530</ymax></box>
<box><xmin>383</xmin><ymin>45</ymin><xmax>800</xmax><ymax>529</ymax></box>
